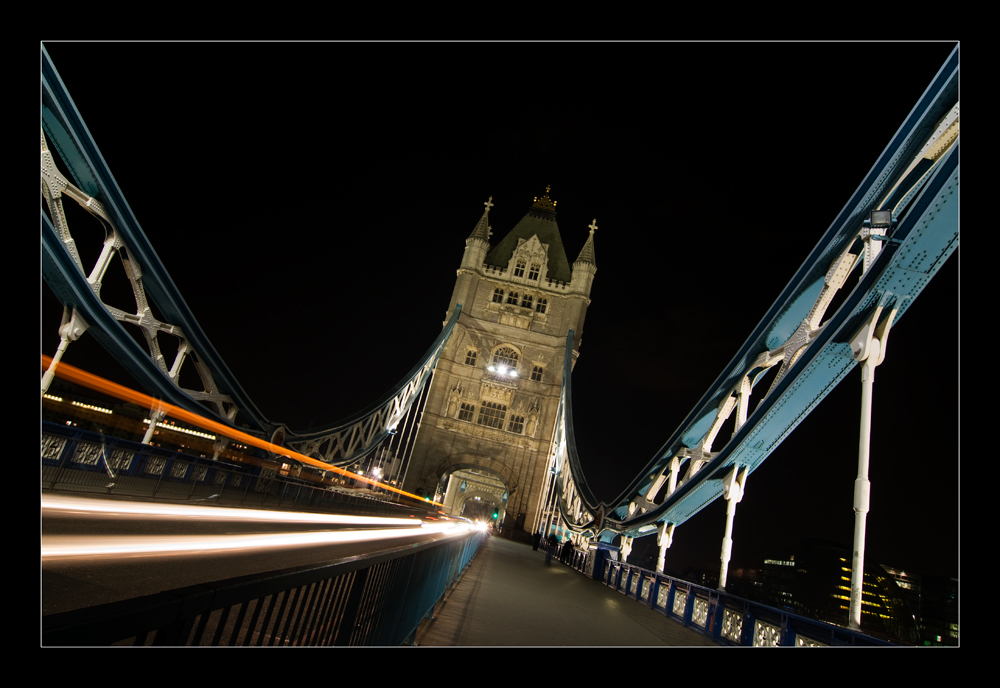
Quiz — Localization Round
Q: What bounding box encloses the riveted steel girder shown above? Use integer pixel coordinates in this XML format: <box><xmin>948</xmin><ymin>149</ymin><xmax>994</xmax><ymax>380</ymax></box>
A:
<box><xmin>551</xmin><ymin>46</ymin><xmax>959</xmax><ymax>542</ymax></box>
<box><xmin>42</xmin><ymin>46</ymin><xmax>461</xmax><ymax>471</ymax></box>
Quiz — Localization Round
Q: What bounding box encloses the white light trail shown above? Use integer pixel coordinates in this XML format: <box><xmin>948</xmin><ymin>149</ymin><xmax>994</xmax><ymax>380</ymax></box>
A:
<box><xmin>41</xmin><ymin>494</ymin><xmax>420</xmax><ymax>526</ymax></box>
<box><xmin>42</xmin><ymin>522</ymin><xmax>471</xmax><ymax>558</ymax></box>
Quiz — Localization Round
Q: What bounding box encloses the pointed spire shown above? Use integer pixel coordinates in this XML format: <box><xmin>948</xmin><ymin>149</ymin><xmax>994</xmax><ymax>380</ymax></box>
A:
<box><xmin>575</xmin><ymin>219</ymin><xmax>597</xmax><ymax>266</ymax></box>
<box><xmin>467</xmin><ymin>196</ymin><xmax>494</xmax><ymax>243</ymax></box>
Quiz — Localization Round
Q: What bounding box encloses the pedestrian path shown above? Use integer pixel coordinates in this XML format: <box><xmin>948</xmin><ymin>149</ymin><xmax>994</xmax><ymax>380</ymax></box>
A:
<box><xmin>414</xmin><ymin>536</ymin><xmax>718</xmax><ymax>646</ymax></box>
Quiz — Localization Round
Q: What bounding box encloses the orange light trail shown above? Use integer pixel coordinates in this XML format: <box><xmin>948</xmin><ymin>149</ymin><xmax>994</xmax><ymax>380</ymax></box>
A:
<box><xmin>41</xmin><ymin>355</ymin><xmax>444</xmax><ymax>507</ymax></box>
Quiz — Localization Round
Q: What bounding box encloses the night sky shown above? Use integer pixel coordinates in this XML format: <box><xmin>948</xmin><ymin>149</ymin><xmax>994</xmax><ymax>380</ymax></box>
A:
<box><xmin>41</xmin><ymin>42</ymin><xmax>958</xmax><ymax>580</ymax></box>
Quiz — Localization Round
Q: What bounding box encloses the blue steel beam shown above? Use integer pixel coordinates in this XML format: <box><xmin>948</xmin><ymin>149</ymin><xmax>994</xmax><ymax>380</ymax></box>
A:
<box><xmin>553</xmin><ymin>46</ymin><xmax>958</xmax><ymax>540</ymax></box>
<box><xmin>41</xmin><ymin>46</ymin><xmax>268</xmax><ymax>432</ymax></box>
<box><xmin>41</xmin><ymin>45</ymin><xmax>460</xmax><ymax>470</ymax></box>
<box><xmin>41</xmin><ymin>211</ymin><xmax>237</xmax><ymax>425</ymax></box>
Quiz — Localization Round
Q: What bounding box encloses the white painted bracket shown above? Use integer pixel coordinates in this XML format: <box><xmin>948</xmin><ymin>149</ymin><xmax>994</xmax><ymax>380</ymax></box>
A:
<box><xmin>846</xmin><ymin>305</ymin><xmax>896</xmax><ymax>630</ymax></box>
<box><xmin>850</xmin><ymin>306</ymin><xmax>896</xmax><ymax>365</ymax></box>
<box><xmin>656</xmin><ymin>522</ymin><xmax>675</xmax><ymax>573</ymax></box>
<box><xmin>722</xmin><ymin>464</ymin><xmax>748</xmax><ymax>503</ymax></box>
<box><xmin>58</xmin><ymin>306</ymin><xmax>90</xmax><ymax>342</ymax></box>
<box><xmin>620</xmin><ymin>535</ymin><xmax>634</xmax><ymax>563</ymax></box>
<box><xmin>42</xmin><ymin>307</ymin><xmax>90</xmax><ymax>395</ymax></box>
<box><xmin>719</xmin><ymin>465</ymin><xmax>748</xmax><ymax>590</ymax></box>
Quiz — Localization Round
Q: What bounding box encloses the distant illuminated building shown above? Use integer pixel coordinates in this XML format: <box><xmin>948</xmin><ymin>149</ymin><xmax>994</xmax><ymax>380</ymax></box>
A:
<box><xmin>881</xmin><ymin>566</ymin><xmax>958</xmax><ymax>646</ymax></box>
<box><xmin>759</xmin><ymin>540</ymin><xmax>920</xmax><ymax>644</ymax></box>
<box><xmin>761</xmin><ymin>554</ymin><xmax>798</xmax><ymax>612</ymax></box>
<box><xmin>918</xmin><ymin>575</ymin><xmax>958</xmax><ymax>646</ymax></box>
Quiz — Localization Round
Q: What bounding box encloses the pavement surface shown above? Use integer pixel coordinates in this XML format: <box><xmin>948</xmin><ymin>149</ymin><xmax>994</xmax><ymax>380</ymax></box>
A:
<box><xmin>414</xmin><ymin>536</ymin><xmax>718</xmax><ymax>647</ymax></box>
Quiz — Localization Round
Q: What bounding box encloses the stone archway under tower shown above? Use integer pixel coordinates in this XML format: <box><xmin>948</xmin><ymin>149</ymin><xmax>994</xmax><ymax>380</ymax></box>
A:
<box><xmin>439</xmin><ymin>464</ymin><xmax>511</xmax><ymax>525</ymax></box>
<box><xmin>454</xmin><ymin>489</ymin><xmax>505</xmax><ymax>524</ymax></box>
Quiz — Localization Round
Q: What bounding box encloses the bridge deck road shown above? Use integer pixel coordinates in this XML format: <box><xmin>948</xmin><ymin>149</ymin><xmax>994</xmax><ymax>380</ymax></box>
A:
<box><xmin>414</xmin><ymin>536</ymin><xmax>717</xmax><ymax>647</ymax></box>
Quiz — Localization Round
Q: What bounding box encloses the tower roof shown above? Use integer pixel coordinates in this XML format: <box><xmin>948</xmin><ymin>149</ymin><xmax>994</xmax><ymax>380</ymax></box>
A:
<box><xmin>485</xmin><ymin>188</ymin><xmax>572</xmax><ymax>283</ymax></box>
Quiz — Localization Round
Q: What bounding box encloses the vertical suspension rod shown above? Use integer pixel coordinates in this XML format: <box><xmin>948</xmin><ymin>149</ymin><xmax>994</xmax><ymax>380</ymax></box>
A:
<box><xmin>849</xmin><ymin>337</ymin><xmax>879</xmax><ymax>629</ymax></box>
<box><xmin>398</xmin><ymin>369</ymin><xmax>434</xmax><ymax>501</ymax></box>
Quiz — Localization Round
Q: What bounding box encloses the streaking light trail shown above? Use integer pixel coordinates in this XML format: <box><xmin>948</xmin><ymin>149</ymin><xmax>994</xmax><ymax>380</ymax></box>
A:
<box><xmin>42</xmin><ymin>521</ymin><xmax>473</xmax><ymax>559</ymax></box>
<box><xmin>40</xmin><ymin>355</ymin><xmax>445</xmax><ymax>506</ymax></box>
<box><xmin>41</xmin><ymin>494</ymin><xmax>419</xmax><ymax>526</ymax></box>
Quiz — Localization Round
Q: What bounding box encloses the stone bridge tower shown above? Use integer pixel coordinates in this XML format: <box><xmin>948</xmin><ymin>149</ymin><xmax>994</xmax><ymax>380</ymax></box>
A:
<box><xmin>402</xmin><ymin>189</ymin><xmax>597</xmax><ymax>537</ymax></box>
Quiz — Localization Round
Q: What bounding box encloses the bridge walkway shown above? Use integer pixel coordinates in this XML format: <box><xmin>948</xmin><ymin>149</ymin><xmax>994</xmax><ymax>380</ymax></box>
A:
<box><xmin>414</xmin><ymin>536</ymin><xmax>717</xmax><ymax>647</ymax></box>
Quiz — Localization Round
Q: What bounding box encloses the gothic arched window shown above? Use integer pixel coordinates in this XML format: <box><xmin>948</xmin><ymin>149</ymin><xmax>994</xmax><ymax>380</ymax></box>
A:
<box><xmin>458</xmin><ymin>402</ymin><xmax>475</xmax><ymax>422</ymax></box>
<box><xmin>465</xmin><ymin>350</ymin><xmax>478</xmax><ymax>366</ymax></box>
<box><xmin>492</xmin><ymin>346</ymin><xmax>520</xmax><ymax>369</ymax></box>
<box><xmin>531</xmin><ymin>365</ymin><xmax>544</xmax><ymax>382</ymax></box>
<box><xmin>507</xmin><ymin>414</ymin><xmax>525</xmax><ymax>434</ymax></box>
<box><xmin>536</xmin><ymin>298</ymin><xmax>547</xmax><ymax>314</ymax></box>
<box><xmin>528</xmin><ymin>264</ymin><xmax>540</xmax><ymax>280</ymax></box>
<box><xmin>506</xmin><ymin>291</ymin><xmax>519</xmax><ymax>305</ymax></box>
<box><xmin>514</xmin><ymin>261</ymin><xmax>526</xmax><ymax>278</ymax></box>
<box><xmin>521</xmin><ymin>294</ymin><xmax>533</xmax><ymax>309</ymax></box>
<box><xmin>492</xmin><ymin>288</ymin><xmax>504</xmax><ymax>303</ymax></box>
<box><xmin>477</xmin><ymin>401</ymin><xmax>507</xmax><ymax>429</ymax></box>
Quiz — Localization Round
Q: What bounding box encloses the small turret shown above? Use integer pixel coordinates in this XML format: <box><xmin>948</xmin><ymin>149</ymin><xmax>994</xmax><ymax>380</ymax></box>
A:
<box><xmin>460</xmin><ymin>197</ymin><xmax>494</xmax><ymax>271</ymax></box>
<box><xmin>571</xmin><ymin>219</ymin><xmax>598</xmax><ymax>297</ymax></box>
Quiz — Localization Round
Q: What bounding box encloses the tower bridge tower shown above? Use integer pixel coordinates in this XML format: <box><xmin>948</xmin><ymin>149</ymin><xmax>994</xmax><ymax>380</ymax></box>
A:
<box><xmin>402</xmin><ymin>189</ymin><xmax>597</xmax><ymax>537</ymax></box>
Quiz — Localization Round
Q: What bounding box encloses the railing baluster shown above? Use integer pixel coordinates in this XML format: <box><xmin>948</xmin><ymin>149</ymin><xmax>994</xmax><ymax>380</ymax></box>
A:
<box><xmin>43</xmin><ymin>531</ymin><xmax>490</xmax><ymax>646</ymax></box>
<box><xmin>269</xmin><ymin>586</ymin><xmax>299</xmax><ymax>646</ymax></box>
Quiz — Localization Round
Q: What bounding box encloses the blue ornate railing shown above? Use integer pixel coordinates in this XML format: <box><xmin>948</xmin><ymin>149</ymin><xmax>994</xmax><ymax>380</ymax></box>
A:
<box><xmin>587</xmin><ymin>554</ymin><xmax>892</xmax><ymax>646</ymax></box>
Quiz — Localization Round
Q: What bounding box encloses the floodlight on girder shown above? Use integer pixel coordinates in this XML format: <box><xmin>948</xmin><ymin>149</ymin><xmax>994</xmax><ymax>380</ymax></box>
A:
<box><xmin>864</xmin><ymin>209</ymin><xmax>896</xmax><ymax>228</ymax></box>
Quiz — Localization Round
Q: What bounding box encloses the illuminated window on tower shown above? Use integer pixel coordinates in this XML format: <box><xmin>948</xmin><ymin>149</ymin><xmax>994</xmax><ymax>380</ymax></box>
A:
<box><xmin>492</xmin><ymin>288</ymin><xmax>504</xmax><ymax>303</ymax></box>
<box><xmin>514</xmin><ymin>261</ymin><xmax>526</xmax><ymax>278</ymax></box>
<box><xmin>528</xmin><ymin>264</ymin><xmax>540</xmax><ymax>280</ymax></box>
<box><xmin>492</xmin><ymin>347</ymin><xmax>519</xmax><ymax>370</ymax></box>
<box><xmin>465</xmin><ymin>350</ymin><xmax>477</xmax><ymax>366</ymax></box>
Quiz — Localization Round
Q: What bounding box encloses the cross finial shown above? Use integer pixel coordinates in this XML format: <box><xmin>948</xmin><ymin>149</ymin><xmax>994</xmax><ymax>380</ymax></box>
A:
<box><xmin>589</xmin><ymin>218</ymin><xmax>598</xmax><ymax>233</ymax></box>
<box><xmin>484</xmin><ymin>196</ymin><xmax>494</xmax><ymax>212</ymax></box>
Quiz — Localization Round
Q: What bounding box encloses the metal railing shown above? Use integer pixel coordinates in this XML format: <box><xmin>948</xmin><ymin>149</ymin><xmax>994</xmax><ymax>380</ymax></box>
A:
<box><xmin>42</xmin><ymin>529</ymin><xmax>487</xmax><ymax>646</ymax></box>
<box><xmin>594</xmin><ymin>557</ymin><xmax>893</xmax><ymax>646</ymax></box>
<box><xmin>42</xmin><ymin>422</ymin><xmax>422</xmax><ymax>518</ymax></box>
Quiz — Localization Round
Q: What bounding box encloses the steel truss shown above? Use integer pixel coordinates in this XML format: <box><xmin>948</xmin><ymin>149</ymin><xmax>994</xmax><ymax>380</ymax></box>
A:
<box><xmin>549</xmin><ymin>47</ymin><xmax>959</xmax><ymax>543</ymax></box>
<box><xmin>41</xmin><ymin>46</ymin><xmax>459</xmax><ymax>471</ymax></box>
